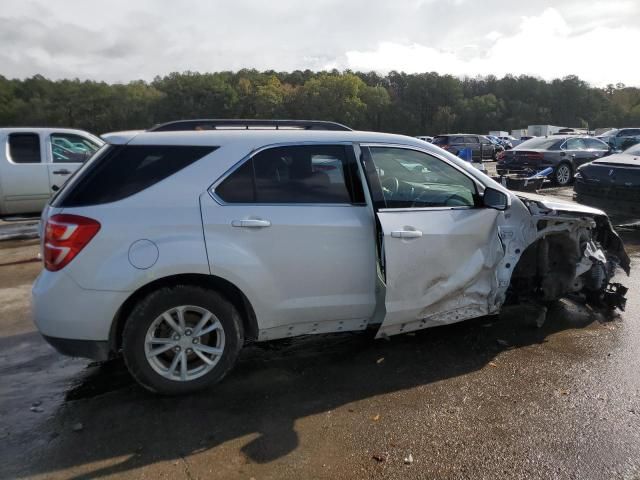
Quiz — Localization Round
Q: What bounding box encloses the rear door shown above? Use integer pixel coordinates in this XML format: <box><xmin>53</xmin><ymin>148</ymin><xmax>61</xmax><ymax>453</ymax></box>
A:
<box><xmin>466</xmin><ymin>136</ymin><xmax>481</xmax><ymax>161</ymax></box>
<box><xmin>201</xmin><ymin>143</ymin><xmax>377</xmax><ymax>338</ymax></box>
<box><xmin>46</xmin><ymin>132</ymin><xmax>101</xmax><ymax>192</ymax></box>
<box><xmin>1</xmin><ymin>132</ymin><xmax>50</xmax><ymax>215</ymax></box>
<box><xmin>360</xmin><ymin>145</ymin><xmax>504</xmax><ymax>338</ymax></box>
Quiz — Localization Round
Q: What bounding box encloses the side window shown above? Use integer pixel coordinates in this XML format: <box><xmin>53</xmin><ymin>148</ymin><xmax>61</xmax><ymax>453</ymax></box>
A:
<box><xmin>565</xmin><ymin>138</ymin><xmax>586</xmax><ymax>150</ymax></box>
<box><xmin>368</xmin><ymin>147</ymin><xmax>476</xmax><ymax>209</ymax></box>
<box><xmin>51</xmin><ymin>133</ymin><xmax>100</xmax><ymax>163</ymax></box>
<box><xmin>8</xmin><ymin>133</ymin><xmax>41</xmax><ymax>164</ymax></box>
<box><xmin>466</xmin><ymin>136</ymin><xmax>480</xmax><ymax>144</ymax></box>
<box><xmin>215</xmin><ymin>145</ymin><xmax>362</xmax><ymax>204</ymax></box>
<box><xmin>585</xmin><ymin>138</ymin><xmax>608</xmax><ymax>150</ymax></box>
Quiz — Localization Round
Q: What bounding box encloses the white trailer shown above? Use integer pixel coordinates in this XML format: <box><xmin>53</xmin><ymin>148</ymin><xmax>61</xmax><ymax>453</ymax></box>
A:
<box><xmin>527</xmin><ymin>125</ymin><xmax>564</xmax><ymax>137</ymax></box>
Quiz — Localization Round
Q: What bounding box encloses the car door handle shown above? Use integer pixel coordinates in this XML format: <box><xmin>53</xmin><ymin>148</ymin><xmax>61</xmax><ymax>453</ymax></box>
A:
<box><xmin>52</xmin><ymin>169</ymin><xmax>71</xmax><ymax>175</ymax></box>
<box><xmin>391</xmin><ymin>229</ymin><xmax>423</xmax><ymax>239</ymax></box>
<box><xmin>231</xmin><ymin>219</ymin><xmax>271</xmax><ymax>228</ymax></box>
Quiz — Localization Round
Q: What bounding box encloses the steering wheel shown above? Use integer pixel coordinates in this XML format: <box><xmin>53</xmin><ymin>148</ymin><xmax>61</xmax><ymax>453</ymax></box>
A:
<box><xmin>380</xmin><ymin>177</ymin><xmax>400</xmax><ymax>197</ymax></box>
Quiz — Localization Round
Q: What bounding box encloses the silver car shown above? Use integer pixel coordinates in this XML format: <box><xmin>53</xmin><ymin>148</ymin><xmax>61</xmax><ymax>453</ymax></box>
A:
<box><xmin>32</xmin><ymin>120</ymin><xmax>629</xmax><ymax>394</ymax></box>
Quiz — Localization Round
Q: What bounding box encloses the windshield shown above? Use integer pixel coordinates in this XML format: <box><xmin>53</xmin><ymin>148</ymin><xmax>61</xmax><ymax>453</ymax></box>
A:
<box><xmin>599</xmin><ymin>129</ymin><xmax>618</xmax><ymax>137</ymax></box>
<box><xmin>624</xmin><ymin>144</ymin><xmax>640</xmax><ymax>156</ymax></box>
<box><xmin>515</xmin><ymin>137</ymin><xmax>561</xmax><ymax>150</ymax></box>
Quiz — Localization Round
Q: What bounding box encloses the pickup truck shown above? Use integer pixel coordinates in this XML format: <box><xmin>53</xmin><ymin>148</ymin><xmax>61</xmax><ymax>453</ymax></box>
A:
<box><xmin>0</xmin><ymin>128</ymin><xmax>103</xmax><ymax>217</ymax></box>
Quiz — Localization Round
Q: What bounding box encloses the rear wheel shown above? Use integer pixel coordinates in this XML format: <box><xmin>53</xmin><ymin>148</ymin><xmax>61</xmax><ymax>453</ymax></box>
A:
<box><xmin>122</xmin><ymin>285</ymin><xmax>243</xmax><ymax>395</ymax></box>
<box><xmin>554</xmin><ymin>163</ymin><xmax>573</xmax><ymax>186</ymax></box>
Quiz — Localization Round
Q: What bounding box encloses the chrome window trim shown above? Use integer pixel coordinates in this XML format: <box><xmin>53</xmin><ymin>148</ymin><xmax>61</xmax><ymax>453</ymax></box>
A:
<box><xmin>208</xmin><ymin>141</ymin><xmax>363</xmax><ymax>207</ymax></box>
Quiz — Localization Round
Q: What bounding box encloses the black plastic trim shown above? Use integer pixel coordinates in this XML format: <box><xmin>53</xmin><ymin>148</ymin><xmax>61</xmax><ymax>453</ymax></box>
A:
<box><xmin>42</xmin><ymin>335</ymin><xmax>111</xmax><ymax>361</ymax></box>
<box><xmin>148</xmin><ymin>119</ymin><xmax>352</xmax><ymax>132</ymax></box>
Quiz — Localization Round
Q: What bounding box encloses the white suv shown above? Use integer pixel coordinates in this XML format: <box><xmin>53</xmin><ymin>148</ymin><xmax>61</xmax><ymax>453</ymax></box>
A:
<box><xmin>32</xmin><ymin>119</ymin><xmax>630</xmax><ymax>394</ymax></box>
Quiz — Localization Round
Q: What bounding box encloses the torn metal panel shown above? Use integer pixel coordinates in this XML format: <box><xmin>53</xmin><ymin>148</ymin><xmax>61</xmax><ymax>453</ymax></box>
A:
<box><xmin>376</xmin><ymin>208</ymin><xmax>504</xmax><ymax>338</ymax></box>
<box><xmin>376</xmin><ymin>192</ymin><xmax>630</xmax><ymax>338</ymax></box>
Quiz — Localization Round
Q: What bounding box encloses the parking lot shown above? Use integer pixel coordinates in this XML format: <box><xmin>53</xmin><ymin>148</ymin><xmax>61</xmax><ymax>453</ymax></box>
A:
<box><xmin>1</xmin><ymin>188</ymin><xmax>639</xmax><ymax>479</ymax></box>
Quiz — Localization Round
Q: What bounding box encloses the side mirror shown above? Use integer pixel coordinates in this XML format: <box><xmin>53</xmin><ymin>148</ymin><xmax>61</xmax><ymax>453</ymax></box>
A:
<box><xmin>483</xmin><ymin>187</ymin><xmax>510</xmax><ymax>210</ymax></box>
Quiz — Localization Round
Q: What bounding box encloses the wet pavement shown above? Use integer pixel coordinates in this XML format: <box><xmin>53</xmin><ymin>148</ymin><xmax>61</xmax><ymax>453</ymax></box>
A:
<box><xmin>2</xmin><ymin>215</ymin><xmax>640</xmax><ymax>479</ymax></box>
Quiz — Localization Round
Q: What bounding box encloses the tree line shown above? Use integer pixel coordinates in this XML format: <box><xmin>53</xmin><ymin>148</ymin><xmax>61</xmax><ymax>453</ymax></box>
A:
<box><xmin>1</xmin><ymin>70</ymin><xmax>639</xmax><ymax>136</ymax></box>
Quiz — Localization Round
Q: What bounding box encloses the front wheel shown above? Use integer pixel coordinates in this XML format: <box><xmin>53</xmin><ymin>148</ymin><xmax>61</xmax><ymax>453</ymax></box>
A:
<box><xmin>122</xmin><ymin>285</ymin><xmax>243</xmax><ymax>395</ymax></box>
<box><xmin>554</xmin><ymin>163</ymin><xmax>573</xmax><ymax>186</ymax></box>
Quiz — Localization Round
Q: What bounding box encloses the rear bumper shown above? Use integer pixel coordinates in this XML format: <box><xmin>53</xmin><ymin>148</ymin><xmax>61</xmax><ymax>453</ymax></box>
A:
<box><xmin>32</xmin><ymin>269</ymin><xmax>129</xmax><ymax>350</ymax></box>
<box><xmin>42</xmin><ymin>335</ymin><xmax>111</xmax><ymax>361</ymax></box>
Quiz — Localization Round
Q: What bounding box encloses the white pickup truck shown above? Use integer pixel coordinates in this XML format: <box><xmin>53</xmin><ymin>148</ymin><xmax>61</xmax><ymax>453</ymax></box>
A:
<box><xmin>0</xmin><ymin>128</ymin><xmax>103</xmax><ymax>217</ymax></box>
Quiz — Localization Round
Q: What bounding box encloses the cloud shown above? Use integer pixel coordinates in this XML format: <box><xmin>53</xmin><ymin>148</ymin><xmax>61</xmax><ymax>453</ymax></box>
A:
<box><xmin>339</xmin><ymin>8</ymin><xmax>640</xmax><ymax>86</ymax></box>
<box><xmin>0</xmin><ymin>1</ymin><xmax>638</xmax><ymax>86</ymax></box>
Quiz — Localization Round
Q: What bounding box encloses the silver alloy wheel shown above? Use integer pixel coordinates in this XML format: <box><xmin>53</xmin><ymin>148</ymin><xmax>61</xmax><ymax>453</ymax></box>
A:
<box><xmin>556</xmin><ymin>164</ymin><xmax>571</xmax><ymax>185</ymax></box>
<box><xmin>144</xmin><ymin>305</ymin><xmax>225</xmax><ymax>382</ymax></box>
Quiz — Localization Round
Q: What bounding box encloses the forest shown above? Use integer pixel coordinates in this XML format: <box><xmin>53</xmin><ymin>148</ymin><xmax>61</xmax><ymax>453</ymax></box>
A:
<box><xmin>1</xmin><ymin>70</ymin><xmax>639</xmax><ymax>136</ymax></box>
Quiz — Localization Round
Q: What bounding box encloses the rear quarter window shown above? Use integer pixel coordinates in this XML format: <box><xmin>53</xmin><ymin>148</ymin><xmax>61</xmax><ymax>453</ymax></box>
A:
<box><xmin>53</xmin><ymin>145</ymin><xmax>217</xmax><ymax>207</ymax></box>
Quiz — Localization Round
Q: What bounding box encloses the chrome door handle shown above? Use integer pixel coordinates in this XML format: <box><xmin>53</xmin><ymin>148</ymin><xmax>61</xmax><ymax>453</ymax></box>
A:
<box><xmin>53</xmin><ymin>169</ymin><xmax>71</xmax><ymax>175</ymax></box>
<box><xmin>391</xmin><ymin>230</ymin><xmax>423</xmax><ymax>238</ymax></box>
<box><xmin>231</xmin><ymin>219</ymin><xmax>271</xmax><ymax>228</ymax></box>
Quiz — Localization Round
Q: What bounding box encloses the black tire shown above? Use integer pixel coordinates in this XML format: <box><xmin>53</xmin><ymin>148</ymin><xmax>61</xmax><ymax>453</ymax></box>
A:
<box><xmin>553</xmin><ymin>162</ymin><xmax>573</xmax><ymax>186</ymax></box>
<box><xmin>122</xmin><ymin>285</ymin><xmax>243</xmax><ymax>395</ymax></box>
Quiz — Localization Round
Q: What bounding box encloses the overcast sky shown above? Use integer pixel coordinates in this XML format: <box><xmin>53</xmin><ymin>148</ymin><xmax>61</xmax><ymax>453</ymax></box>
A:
<box><xmin>1</xmin><ymin>0</ymin><xmax>639</xmax><ymax>86</ymax></box>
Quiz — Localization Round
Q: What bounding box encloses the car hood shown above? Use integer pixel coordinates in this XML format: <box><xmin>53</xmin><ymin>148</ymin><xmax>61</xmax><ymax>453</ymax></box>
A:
<box><xmin>514</xmin><ymin>191</ymin><xmax>606</xmax><ymax>216</ymax></box>
<box><xmin>588</xmin><ymin>152</ymin><xmax>640</xmax><ymax>167</ymax></box>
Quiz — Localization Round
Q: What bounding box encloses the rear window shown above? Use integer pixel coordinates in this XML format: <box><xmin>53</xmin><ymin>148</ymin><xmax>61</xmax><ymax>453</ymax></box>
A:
<box><xmin>515</xmin><ymin>138</ymin><xmax>562</xmax><ymax>150</ymax></box>
<box><xmin>53</xmin><ymin>145</ymin><xmax>217</xmax><ymax>207</ymax></box>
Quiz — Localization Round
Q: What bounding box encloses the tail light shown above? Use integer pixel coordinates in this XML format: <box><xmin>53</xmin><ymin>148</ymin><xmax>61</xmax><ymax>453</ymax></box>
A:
<box><xmin>44</xmin><ymin>214</ymin><xmax>100</xmax><ymax>271</ymax></box>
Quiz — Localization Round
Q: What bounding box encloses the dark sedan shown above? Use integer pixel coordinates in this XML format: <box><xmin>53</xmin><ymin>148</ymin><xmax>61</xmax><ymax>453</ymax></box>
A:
<box><xmin>574</xmin><ymin>143</ymin><xmax>640</xmax><ymax>214</ymax></box>
<box><xmin>496</xmin><ymin>136</ymin><xmax>611</xmax><ymax>186</ymax></box>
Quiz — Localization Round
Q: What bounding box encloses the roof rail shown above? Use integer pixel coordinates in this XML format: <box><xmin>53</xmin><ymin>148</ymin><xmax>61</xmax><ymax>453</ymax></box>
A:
<box><xmin>148</xmin><ymin>119</ymin><xmax>352</xmax><ymax>132</ymax></box>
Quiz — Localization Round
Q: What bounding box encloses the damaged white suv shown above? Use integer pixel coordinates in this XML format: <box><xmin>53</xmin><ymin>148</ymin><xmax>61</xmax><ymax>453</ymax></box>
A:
<box><xmin>32</xmin><ymin>119</ymin><xmax>630</xmax><ymax>394</ymax></box>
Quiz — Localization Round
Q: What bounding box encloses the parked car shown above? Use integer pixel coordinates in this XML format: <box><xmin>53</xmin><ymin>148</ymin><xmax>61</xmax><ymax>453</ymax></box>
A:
<box><xmin>487</xmin><ymin>135</ymin><xmax>512</xmax><ymax>150</ymax></box>
<box><xmin>32</xmin><ymin>119</ymin><xmax>629</xmax><ymax>394</ymax></box>
<box><xmin>415</xmin><ymin>135</ymin><xmax>433</xmax><ymax>143</ymax></box>
<box><xmin>432</xmin><ymin>134</ymin><xmax>502</xmax><ymax>161</ymax></box>
<box><xmin>0</xmin><ymin>128</ymin><xmax>103</xmax><ymax>217</ymax></box>
<box><xmin>574</xmin><ymin>143</ymin><xmax>640</xmax><ymax>213</ymax></box>
<box><xmin>597</xmin><ymin>128</ymin><xmax>640</xmax><ymax>152</ymax></box>
<box><xmin>496</xmin><ymin>136</ymin><xmax>611</xmax><ymax>186</ymax></box>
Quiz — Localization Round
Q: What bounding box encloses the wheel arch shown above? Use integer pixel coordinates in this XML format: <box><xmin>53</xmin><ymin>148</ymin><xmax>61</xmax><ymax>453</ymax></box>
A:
<box><xmin>109</xmin><ymin>273</ymin><xmax>259</xmax><ymax>354</ymax></box>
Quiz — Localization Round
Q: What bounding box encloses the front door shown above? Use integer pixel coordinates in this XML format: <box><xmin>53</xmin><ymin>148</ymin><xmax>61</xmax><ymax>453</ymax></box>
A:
<box><xmin>360</xmin><ymin>145</ymin><xmax>505</xmax><ymax>338</ymax></box>
<box><xmin>200</xmin><ymin>143</ymin><xmax>377</xmax><ymax>339</ymax></box>
<box><xmin>46</xmin><ymin>132</ymin><xmax>101</xmax><ymax>192</ymax></box>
